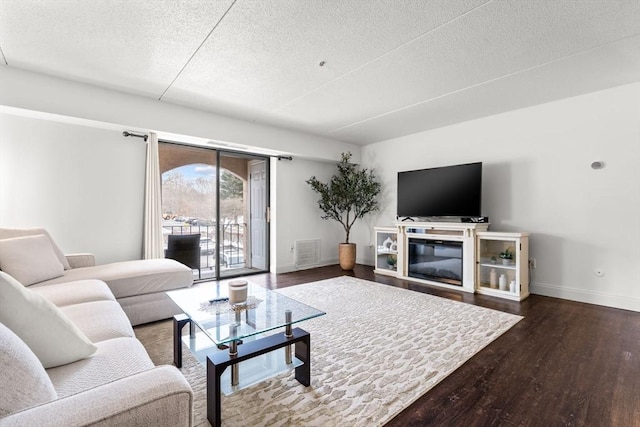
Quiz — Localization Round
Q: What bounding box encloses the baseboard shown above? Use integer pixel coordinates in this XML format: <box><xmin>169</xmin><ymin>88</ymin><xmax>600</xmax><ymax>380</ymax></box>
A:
<box><xmin>273</xmin><ymin>265</ymin><xmax>639</xmax><ymax>312</ymax></box>
<box><xmin>274</xmin><ymin>258</ymin><xmax>338</xmax><ymax>275</ymax></box>
<box><xmin>531</xmin><ymin>282</ymin><xmax>640</xmax><ymax>312</ymax></box>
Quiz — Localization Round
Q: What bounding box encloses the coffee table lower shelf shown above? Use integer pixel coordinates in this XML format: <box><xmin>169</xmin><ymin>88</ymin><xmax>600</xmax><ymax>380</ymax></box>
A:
<box><xmin>172</xmin><ymin>314</ymin><xmax>311</xmax><ymax>427</ymax></box>
<box><xmin>178</xmin><ymin>330</ymin><xmax>304</xmax><ymax>395</ymax></box>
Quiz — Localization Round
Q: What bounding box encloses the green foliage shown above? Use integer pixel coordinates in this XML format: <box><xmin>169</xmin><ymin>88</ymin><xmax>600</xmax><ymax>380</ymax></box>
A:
<box><xmin>500</xmin><ymin>248</ymin><xmax>514</xmax><ymax>260</ymax></box>
<box><xmin>219</xmin><ymin>170</ymin><xmax>243</xmax><ymax>200</ymax></box>
<box><xmin>306</xmin><ymin>152</ymin><xmax>381</xmax><ymax>243</ymax></box>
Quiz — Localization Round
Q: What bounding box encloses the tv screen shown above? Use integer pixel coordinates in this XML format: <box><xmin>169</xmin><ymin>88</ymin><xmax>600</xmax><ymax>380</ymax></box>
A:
<box><xmin>397</xmin><ymin>162</ymin><xmax>482</xmax><ymax>218</ymax></box>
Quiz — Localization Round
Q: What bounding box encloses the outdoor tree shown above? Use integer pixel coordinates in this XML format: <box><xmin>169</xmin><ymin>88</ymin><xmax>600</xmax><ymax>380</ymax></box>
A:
<box><xmin>220</xmin><ymin>171</ymin><xmax>243</xmax><ymax>199</ymax></box>
<box><xmin>219</xmin><ymin>171</ymin><xmax>244</xmax><ymax>221</ymax></box>
<box><xmin>161</xmin><ymin>167</ymin><xmax>245</xmax><ymax>223</ymax></box>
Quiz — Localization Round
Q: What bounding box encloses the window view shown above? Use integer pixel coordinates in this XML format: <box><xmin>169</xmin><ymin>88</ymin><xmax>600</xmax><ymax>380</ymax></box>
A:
<box><xmin>159</xmin><ymin>143</ymin><xmax>269</xmax><ymax>280</ymax></box>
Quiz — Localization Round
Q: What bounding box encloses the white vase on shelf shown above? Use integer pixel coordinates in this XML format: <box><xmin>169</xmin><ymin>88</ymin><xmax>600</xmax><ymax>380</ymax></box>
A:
<box><xmin>382</xmin><ymin>237</ymin><xmax>393</xmax><ymax>251</ymax></box>
<box><xmin>489</xmin><ymin>269</ymin><xmax>497</xmax><ymax>288</ymax></box>
<box><xmin>499</xmin><ymin>274</ymin><xmax>507</xmax><ymax>290</ymax></box>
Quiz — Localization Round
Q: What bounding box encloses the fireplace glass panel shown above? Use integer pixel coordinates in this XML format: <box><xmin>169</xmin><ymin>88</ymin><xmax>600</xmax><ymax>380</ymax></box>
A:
<box><xmin>407</xmin><ymin>238</ymin><xmax>463</xmax><ymax>286</ymax></box>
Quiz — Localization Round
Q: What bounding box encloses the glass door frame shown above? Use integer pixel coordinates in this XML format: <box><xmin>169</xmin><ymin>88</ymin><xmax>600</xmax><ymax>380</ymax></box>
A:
<box><xmin>159</xmin><ymin>140</ymin><xmax>270</xmax><ymax>282</ymax></box>
<box><xmin>214</xmin><ymin>149</ymin><xmax>271</xmax><ymax>280</ymax></box>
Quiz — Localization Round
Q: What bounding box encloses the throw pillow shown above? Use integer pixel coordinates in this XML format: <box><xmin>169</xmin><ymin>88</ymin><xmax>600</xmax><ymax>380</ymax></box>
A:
<box><xmin>0</xmin><ymin>227</ymin><xmax>72</xmax><ymax>270</ymax></box>
<box><xmin>0</xmin><ymin>234</ymin><xmax>64</xmax><ymax>285</ymax></box>
<box><xmin>0</xmin><ymin>272</ymin><xmax>97</xmax><ymax>368</ymax></box>
<box><xmin>0</xmin><ymin>322</ymin><xmax>58</xmax><ymax>416</ymax></box>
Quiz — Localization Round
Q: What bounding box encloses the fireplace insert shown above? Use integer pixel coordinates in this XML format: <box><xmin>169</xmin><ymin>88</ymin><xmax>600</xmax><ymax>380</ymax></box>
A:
<box><xmin>407</xmin><ymin>238</ymin><xmax>463</xmax><ymax>286</ymax></box>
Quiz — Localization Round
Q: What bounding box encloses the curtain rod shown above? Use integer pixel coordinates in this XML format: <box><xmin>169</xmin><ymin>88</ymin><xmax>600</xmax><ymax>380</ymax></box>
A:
<box><xmin>123</xmin><ymin>130</ymin><xmax>203</xmax><ymax>147</ymax></box>
<box><xmin>122</xmin><ymin>130</ymin><xmax>292</xmax><ymax>160</ymax></box>
<box><xmin>122</xmin><ymin>131</ymin><xmax>148</xmax><ymax>141</ymax></box>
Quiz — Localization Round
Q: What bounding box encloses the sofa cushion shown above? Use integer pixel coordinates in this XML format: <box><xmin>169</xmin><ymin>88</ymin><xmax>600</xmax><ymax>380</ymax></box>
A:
<box><xmin>61</xmin><ymin>300</ymin><xmax>135</xmax><ymax>343</ymax></box>
<box><xmin>117</xmin><ymin>291</ymin><xmax>182</xmax><ymax>326</ymax></box>
<box><xmin>0</xmin><ymin>272</ymin><xmax>97</xmax><ymax>369</ymax></box>
<box><xmin>35</xmin><ymin>259</ymin><xmax>194</xmax><ymax>298</ymax></box>
<box><xmin>47</xmin><ymin>336</ymin><xmax>154</xmax><ymax>398</ymax></box>
<box><xmin>0</xmin><ymin>234</ymin><xmax>64</xmax><ymax>285</ymax></box>
<box><xmin>0</xmin><ymin>322</ymin><xmax>58</xmax><ymax>417</ymax></box>
<box><xmin>31</xmin><ymin>279</ymin><xmax>115</xmax><ymax>307</ymax></box>
<box><xmin>0</xmin><ymin>227</ymin><xmax>71</xmax><ymax>270</ymax></box>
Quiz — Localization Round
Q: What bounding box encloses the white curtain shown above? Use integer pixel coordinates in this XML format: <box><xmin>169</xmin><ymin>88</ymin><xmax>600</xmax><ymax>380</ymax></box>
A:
<box><xmin>143</xmin><ymin>132</ymin><xmax>164</xmax><ymax>259</ymax></box>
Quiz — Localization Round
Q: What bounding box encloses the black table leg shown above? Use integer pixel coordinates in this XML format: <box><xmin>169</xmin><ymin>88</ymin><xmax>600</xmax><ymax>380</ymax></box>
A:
<box><xmin>173</xmin><ymin>314</ymin><xmax>190</xmax><ymax>368</ymax></box>
<box><xmin>207</xmin><ymin>357</ymin><xmax>223</xmax><ymax>427</ymax></box>
<box><xmin>295</xmin><ymin>332</ymin><xmax>311</xmax><ymax>386</ymax></box>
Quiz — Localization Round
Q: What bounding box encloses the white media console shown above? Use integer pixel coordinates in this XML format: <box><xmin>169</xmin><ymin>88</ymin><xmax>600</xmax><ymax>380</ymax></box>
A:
<box><xmin>374</xmin><ymin>222</ymin><xmax>529</xmax><ymax>301</ymax></box>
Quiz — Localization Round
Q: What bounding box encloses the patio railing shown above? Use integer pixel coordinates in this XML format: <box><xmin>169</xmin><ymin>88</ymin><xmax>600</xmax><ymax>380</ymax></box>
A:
<box><xmin>163</xmin><ymin>223</ymin><xmax>246</xmax><ymax>275</ymax></box>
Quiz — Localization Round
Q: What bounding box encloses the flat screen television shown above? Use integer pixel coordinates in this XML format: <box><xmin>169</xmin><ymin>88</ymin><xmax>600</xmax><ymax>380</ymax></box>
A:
<box><xmin>397</xmin><ymin>162</ymin><xmax>482</xmax><ymax>218</ymax></box>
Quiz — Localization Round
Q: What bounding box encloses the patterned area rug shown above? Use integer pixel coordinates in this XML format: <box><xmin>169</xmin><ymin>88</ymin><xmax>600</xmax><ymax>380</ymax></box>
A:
<box><xmin>135</xmin><ymin>276</ymin><xmax>522</xmax><ymax>426</ymax></box>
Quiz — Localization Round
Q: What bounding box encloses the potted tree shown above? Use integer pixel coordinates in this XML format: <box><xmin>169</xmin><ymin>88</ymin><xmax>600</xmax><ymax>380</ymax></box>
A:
<box><xmin>306</xmin><ymin>152</ymin><xmax>381</xmax><ymax>270</ymax></box>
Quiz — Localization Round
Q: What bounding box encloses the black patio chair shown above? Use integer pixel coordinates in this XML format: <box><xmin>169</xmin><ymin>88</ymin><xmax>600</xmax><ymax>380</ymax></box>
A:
<box><xmin>165</xmin><ymin>233</ymin><xmax>201</xmax><ymax>279</ymax></box>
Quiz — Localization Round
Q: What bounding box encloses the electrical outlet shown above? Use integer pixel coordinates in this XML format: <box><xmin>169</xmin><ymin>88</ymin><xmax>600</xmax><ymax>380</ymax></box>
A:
<box><xmin>529</xmin><ymin>259</ymin><xmax>536</xmax><ymax>269</ymax></box>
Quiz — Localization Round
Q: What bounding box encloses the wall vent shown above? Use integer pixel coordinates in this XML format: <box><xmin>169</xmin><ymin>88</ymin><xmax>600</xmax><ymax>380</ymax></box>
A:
<box><xmin>295</xmin><ymin>239</ymin><xmax>320</xmax><ymax>269</ymax></box>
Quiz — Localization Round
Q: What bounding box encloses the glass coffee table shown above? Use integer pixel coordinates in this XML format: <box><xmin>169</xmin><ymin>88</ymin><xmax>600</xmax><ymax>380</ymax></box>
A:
<box><xmin>167</xmin><ymin>281</ymin><xmax>325</xmax><ymax>426</ymax></box>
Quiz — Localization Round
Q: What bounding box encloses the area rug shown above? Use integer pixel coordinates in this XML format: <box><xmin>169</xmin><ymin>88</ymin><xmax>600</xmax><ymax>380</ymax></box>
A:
<box><xmin>135</xmin><ymin>276</ymin><xmax>522</xmax><ymax>426</ymax></box>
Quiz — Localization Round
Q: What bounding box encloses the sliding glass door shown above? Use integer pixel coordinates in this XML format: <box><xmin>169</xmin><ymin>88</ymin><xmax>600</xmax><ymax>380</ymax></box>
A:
<box><xmin>159</xmin><ymin>143</ymin><xmax>269</xmax><ymax>281</ymax></box>
<box><xmin>217</xmin><ymin>152</ymin><xmax>269</xmax><ymax>278</ymax></box>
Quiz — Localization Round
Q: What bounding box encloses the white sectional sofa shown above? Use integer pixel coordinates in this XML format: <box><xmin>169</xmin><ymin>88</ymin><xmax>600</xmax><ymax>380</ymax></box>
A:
<box><xmin>0</xmin><ymin>227</ymin><xmax>194</xmax><ymax>325</ymax></box>
<box><xmin>0</xmin><ymin>272</ymin><xmax>193</xmax><ymax>426</ymax></box>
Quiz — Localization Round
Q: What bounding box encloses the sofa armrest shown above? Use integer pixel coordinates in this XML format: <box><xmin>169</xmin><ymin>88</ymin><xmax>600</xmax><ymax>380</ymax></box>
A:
<box><xmin>0</xmin><ymin>366</ymin><xmax>193</xmax><ymax>427</ymax></box>
<box><xmin>65</xmin><ymin>253</ymin><xmax>96</xmax><ymax>269</ymax></box>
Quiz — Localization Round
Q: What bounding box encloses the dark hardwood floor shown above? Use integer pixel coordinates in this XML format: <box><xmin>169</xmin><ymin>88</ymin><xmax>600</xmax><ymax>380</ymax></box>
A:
<box><xmin>243</xmin><ymin>264</ymin><xmax>640</xmax><ymax>427</ymax></box>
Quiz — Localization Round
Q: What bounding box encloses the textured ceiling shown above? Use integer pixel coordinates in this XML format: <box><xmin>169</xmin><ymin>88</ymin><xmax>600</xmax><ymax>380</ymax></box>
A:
<box><xmin>0</xmin><ymin>0</ymin><xmax>638</xmax><ymax>145</ymax></box>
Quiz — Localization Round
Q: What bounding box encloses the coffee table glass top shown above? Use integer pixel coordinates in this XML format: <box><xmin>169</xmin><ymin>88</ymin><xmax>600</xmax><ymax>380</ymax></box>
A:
<box><xmin>167</xmin><ymin>282</ymin><xmax>325</xmax><ymax>346</ymax></box>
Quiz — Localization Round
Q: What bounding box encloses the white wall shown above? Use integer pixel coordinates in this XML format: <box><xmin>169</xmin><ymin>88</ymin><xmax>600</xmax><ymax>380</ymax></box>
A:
<box><xmin>0</xmin><ymin>112</ymin><xmax>347</xmax><ymax>269</ymax></box>
<box><xmin>0</xmin><ymin>66</ymin><xmax>357</xmax><ymax>271</ymax></box>
<box><xmin>0</xmin><ymin>66</ymin><xmax>360</xmax><ymax>163</ymax></box>
<box><xmin>357</xmin><ymin>83</ymin><xmax>640</xmax><ymax>312</ymax></box>
<box><xmin>3</xmin><ymin>66</ymin><xmax>636</xmax><ymax>311</ymax></box>
<box><xmin>271</xmin><ymin>157</ymin><xmax>344</xmax><ymax>273</ymax></box>
<box><xmin>0</xmin><ymin>113</ymin><xmax>146</xmax><ymax>264</ymax></box>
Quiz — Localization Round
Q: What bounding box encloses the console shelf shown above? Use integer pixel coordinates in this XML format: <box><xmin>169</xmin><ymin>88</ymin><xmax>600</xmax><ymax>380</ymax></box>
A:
<box><xmin>478</xmin><ymin>261</ymin><xmax>517</xmax><ymax>270</ymax></box>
